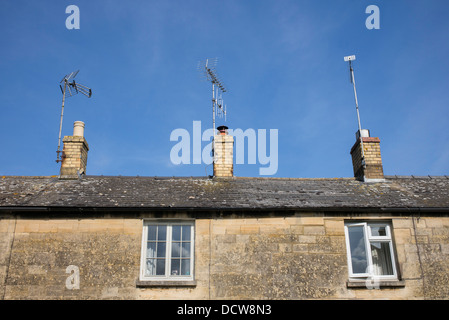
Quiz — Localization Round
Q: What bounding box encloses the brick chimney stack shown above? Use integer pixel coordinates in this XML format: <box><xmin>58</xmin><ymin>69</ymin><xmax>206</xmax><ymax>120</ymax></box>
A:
<box><xmin>350</xmin><ymin>129</ymin><xmax>384</xmax><ymax>182</ymax></box>
<box><xmin>213</xmin><ymin>126</ymin><xmax>234</xmax><ymax>178</ymax></box>
<box><xmin>60</xmin><ymin>121</ymin><xmax>89</xmax><ymax>179</ymax></box>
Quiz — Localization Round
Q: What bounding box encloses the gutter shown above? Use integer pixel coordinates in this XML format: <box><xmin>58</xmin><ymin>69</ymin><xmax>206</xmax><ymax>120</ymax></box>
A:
<box><xmin>0</xmin><ymin>206</ymin><xmax>448</xmax><ymax>216</ymax></box>
<box><xmin>380</xmin><ymin>207</ymin><xmax>449</xmax><ymax>213</ymax></box>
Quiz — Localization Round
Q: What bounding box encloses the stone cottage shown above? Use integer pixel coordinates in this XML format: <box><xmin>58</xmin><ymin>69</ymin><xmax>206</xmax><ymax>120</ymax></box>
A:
<box><xmin>1</xmin><ymin>122</ymin><xmax>448</xmax><ymax>300</ymax></box>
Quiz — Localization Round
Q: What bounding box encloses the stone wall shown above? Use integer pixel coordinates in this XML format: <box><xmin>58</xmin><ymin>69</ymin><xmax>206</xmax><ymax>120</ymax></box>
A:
<box><xmin>0</xmin><ymin>218</ymin><xmax>141</xmax><ymax>299</ymax></box>
<box><xmin>1</xmin><ymin>213</ymin><xmax>448</xmax><ymax>299</ymax></box>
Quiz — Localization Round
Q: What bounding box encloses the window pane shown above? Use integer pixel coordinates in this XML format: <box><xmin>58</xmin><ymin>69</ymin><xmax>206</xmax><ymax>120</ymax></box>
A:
<box><xmin>181</xmin><ymin>242</ymin><xmax>191</xmax><ymax>258</ymax></box>
<box><xmin>146</xmin><ymin>242</ymin><xmax>156</xmax><ymax>258</ymax></box>
<box><xmin>156</xmin><ymin>259</ymin><xmax>166</xmax><ymax>275</ymax></box>
<box><xmin>172</xmin><ymin>225</ymin><xmax>181</xmax><ymax>241</ymax></box>
<box><xmin>171</xmin><ymin>242</ymin><xmax>181</xmax><ymax>258</ymax></box>
<box><xmin>157</xmin><ymin>242</ymin><xmax>166</xmax><ymax>258</ymax></box>
<box><xmin>157</xmin><ymin>225</ymin><xmax>167</xmax><ymax>241</ymax></box>
<box><xmin>181</xmin><ymin>259</ymin><xmax>191</xmax><ymax>276</ymax></box>
<box><xmin>348</xmin><ymin>226</ymin><xmax>368</xmax><ymax>274</ymax></box>
<box><xmin>370</xmin><ymin>225</ymin><xmax>387</xmax><ymax>237</ymax></box>
<box><xmin>171</xmin><ymin>259</ymin><xmax>180</xmax><ymax>276</ymax></box>
<box><xmin>147</xmin><ymin>225</ymin><xmax>157</xmax><ymax>241</ymax></box>
<box><xmin>182</xmin><ymin>225</ymin><xmax>191</xmax><ymax>241</ymax></box>
<box><xmin>370</xmin><ymin>242</ymin><xmax>394</xmax><ymax>275</ymax></box>
<box><xmin>146</xmin><ymin>259</ymin><xmax>156</xmax><ymax>276</ymax></box>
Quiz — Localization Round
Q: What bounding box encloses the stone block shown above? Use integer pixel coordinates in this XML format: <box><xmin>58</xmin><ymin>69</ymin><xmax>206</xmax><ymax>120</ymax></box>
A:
<box><xmin>392</xmin><ymin>218</ymin><xmax>413</xmax><ymax>229</ymax></box>
<box><xmin>240</xmin><ymin>225</ymin><xmax>260</xmax><ymax>234</ymax></box>
<box><xmin>298</xmin><ymin>217</ymin><xmax>324</xmax><ymax>225</ymax></box>
<box><xmin>296</xmin><ymin>235</ymin><xmax>317</xmax><ymax>243</ymax></box>
<box><xmin>290</xmin><ymin>225</ymin><xmax>304</xmax><ymax>234</ymax></box>
<box><xmin>324</xmin><ymin>219</ymin><xmax>344</xmax><ymax>235</ymax></box>
<box><xmin>303</xmin><ymin>226</ymin><xmax>325</xmax><ymax>235</ymax></box>
<box><xmin>393</xmin><ymin>228</ymin><xmax>411</xmax><ymax>244</ymax></box>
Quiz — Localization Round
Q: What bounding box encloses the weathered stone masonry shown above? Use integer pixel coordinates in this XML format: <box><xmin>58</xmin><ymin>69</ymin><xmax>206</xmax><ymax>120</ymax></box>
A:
<box><xmin>2</xmin><ymin>213</ymin><xmax>449</xmax><ymax>300</ymax></box>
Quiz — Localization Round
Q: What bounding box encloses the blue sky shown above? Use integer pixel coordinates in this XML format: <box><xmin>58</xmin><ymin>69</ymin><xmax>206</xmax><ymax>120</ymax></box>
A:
<box><xmin>0</xmin><ymin>0</ymin><xmax>448</xmax><ymax>178</ymax></box>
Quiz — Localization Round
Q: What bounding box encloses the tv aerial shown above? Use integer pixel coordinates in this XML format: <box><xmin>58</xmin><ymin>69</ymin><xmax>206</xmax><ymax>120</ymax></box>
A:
<box><xmin>344</xmin><ymin>55</ymin><xmax>366</xmax><ymax>167</ymax></box>
<box><xmin>56</xmin><ymin>70</ymin><xmax>92</xmax><ymax>163</ymax></box>
<box><xmin>198</xmin><ymin>58</ymin><xmax>228</xmax><ymax>134</ymax></box>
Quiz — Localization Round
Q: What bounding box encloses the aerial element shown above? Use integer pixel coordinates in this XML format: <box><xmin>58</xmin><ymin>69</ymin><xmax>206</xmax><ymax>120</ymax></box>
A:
<box><xmin>56</xmin><ymin>70</ymin><xmax>92</xmax><ymax>163</ymax></box>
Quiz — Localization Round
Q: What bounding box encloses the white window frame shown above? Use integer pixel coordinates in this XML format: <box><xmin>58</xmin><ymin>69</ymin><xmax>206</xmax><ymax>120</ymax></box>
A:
<box><xmin>140</xmin><ymin>220</ymin><xmax>195</xmax><ymax>282</ymax></box>
<box><xmin>344</xmin><ymin>221</ymin><xmax>398</xmax><ymax>280</ymax></box>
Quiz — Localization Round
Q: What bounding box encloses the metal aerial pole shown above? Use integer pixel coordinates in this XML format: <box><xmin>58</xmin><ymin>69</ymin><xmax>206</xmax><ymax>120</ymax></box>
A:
<box><xmin>56</xmin><ymin>80</ymin><xmax>67</xmax><ymax>163</ymax></box>
<box><xmin>345</xmin><ymin>55</ymin><xmax>366</xmax><ymax>167</ymax></box>
<box><xmin>212</xmin><ymin>84</ymin><xmax>216</xmax><ymax>137</ymax></box>
<box><xmin>212</xmin><ymin>81</ymin><xmax>216</xmax><ymax>161</ymax></box>
<box><xmin>350</xmin><ymin>60</ymin><xmax>363</xmax><ymax>141</ymax></box>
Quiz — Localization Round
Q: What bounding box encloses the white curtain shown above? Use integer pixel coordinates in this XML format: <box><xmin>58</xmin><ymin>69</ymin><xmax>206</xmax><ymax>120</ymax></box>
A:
<box><xmin>371</xmin><ymin>242</ymin><xmax>393</xmax><ymax>275</ymax></box>
<box><xmin>146</xmin><ymin>243</ymin><xmax>156</xmax><ymax>276</ymax></box>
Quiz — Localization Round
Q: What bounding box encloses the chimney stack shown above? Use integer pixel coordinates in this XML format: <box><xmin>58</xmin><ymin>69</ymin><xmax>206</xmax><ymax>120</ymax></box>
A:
<box><xmin>60</xmin><ymin>121</ymin><xmax>89</xmax><ymax>179</ymax></box>
<box><xmin>350</xmin><ymin>129</ymin><xmax>384</xmax><ymax>182</ymax></box>
<box><xmin>213</xmin><ymin>126</ymin><xmax>234</xmax><ymax>177</ymax></box>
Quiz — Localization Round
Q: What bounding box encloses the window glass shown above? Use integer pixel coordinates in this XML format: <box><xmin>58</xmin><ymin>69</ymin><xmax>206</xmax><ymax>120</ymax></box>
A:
<box><xmin>147</xmin><ymin>225</ymin><xmax>157</xmax><ymax>241</ymax></box>
<box><xmin>182</xmin><ymin>225</ymin><xmax>191</xmax><ymax>241</ymax></box>
<box><xmin>146</xmin><ymin>225</ymin><xmax>167</xmax><ymax>276</ymax></box>
<box><xmin>171</xmin><ymin>259</ymin><xmax>180</xmax><ymax>275</ymax></box>
<box><xmin>370</xmin><ymin>225</ymin><xmax>387</xmax><ymax>237</ymax></box>
<box><xmin>172</xmin><ymin>225</ymin><xmax>181</xmax><ymax>241</ymax></box>
<box><xmin>171</xmin><ymin>241</ymin><xmax>180</xmax><ymax>258</ymax></box>
<box><xmin>181</xmin><ymin>242</ymin><xmax>191</xmax><ymax>258</ymax></box>
<box><xmin>156</xmin><ymin>242</ymin><xmax>166</xmax><ymax>258</ymax></box>
<box><xmin>146</xmin><ymin>259</ymin><xmax>155</xmax><ymax>276</ymax></box>
<box><xmin>146</xmin><ymin>242</ymin><xmax>156</xmax><ymax>259</ymax></box>
<box><xmin>181</xmin><ymin>259</ymin><xmax>191</xmax><ymax>275</ymax></box>
<box><xmin>170</xmin><ymin>225</ymin><xmax>191</xmax><ymax>277</ymax></box>
<box><xmin>157</xmin><ymin>225</ymin><xmax>167</xmax><ymax>241</ymax></box>
<box><xmin>156</xmin><ymin>259</ymin><xmax>165</xmax><ymax>275</ymax></box>
<box><xmin>348</xmin><ymin>226</ymin><xmax>368</xmax><ymax>274</ymax></box>
<box><xmin>370</xmin><ymin>242</ymin><xmax>394</xmax><ymax>275</ymax></box>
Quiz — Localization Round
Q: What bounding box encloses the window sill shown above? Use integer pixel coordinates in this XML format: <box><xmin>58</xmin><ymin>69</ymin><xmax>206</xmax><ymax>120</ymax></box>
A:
<box><xmin>136</xmin><ymin>279</ymin><xmax>197</xmax><ymax>288</ymax></box>
<box><xmin>346</xmin><ymin>279</ymin><xmax>405</xmax><ymax>289</ymax></box>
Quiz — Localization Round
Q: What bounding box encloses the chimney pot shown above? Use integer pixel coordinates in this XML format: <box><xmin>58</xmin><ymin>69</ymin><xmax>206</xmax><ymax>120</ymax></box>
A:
<box><xmin>73</xmin><ymin>121</ymin><xmax>85</xmax><ymax>137</ymax></box>
<box><xmin>356</xmin><ymin>129</ymin><xmax>370</xmax><ymax>140</ymax></box>
<box><xmin>217</xmin><ymin>125</ymin><xmax>228</xmax><ymax>135</ymax></box>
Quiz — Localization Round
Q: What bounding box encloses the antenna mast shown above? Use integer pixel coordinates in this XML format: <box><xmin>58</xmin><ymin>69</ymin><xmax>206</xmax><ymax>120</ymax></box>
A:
<box><xmin>344</xmin><ymin>55</ymin><xmax>366</xmax><ymax>168</ymax></box>
<box><xmin>198</xmin><ymin>58</ymin><xmax>228</xmax><ymax>132</ymax></box>
<box><xmin>198</xmin><ymin>58</ymin><xmax>228</xmax><ymax>160</ymax></box>
<box><xmin>56</xmin><ymin>70</ymin><xmax>92</xmax><ymax>163</ymax></box>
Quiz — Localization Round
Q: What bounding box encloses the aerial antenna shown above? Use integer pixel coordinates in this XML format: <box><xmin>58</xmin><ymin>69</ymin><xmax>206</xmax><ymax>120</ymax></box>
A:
<box><xmin>56</xmin><ymin>70</ymin><xmax>92</xmax><ymax>163</ymax></box>
<box><xmin>217</xmin><ymin>92</ymin><xmax>227</xmax><ymax>121</ymax></box>
<box><xmin>198</xmin><ymin>58</ymin><xmax>228</xmax><ymax>166</ymax></box>
<box><xmin>344</xmin><ymin>55</ymin><xmax>366</xmax><ymax>168</ymax></box>
<box><xmin>198</xmin><ymin>58</ymin><xmax>228</xmax><ymax>133</ymax></box>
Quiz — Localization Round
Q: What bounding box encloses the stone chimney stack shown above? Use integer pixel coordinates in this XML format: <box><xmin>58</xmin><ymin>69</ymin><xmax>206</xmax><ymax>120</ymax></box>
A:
<box><xmin>60</xmin><ymin>121</ymin><xmax>89</xmax><ymax>179</ymax></box>
<box><xmin>350</xmin><ymin>129</ymin><xmax>384</xmax><ymax>182</ymax></box>
<box><xmin>213</xmin><ymin>126</ymin><xmax>234</xmax><ymax>178</ymax></box>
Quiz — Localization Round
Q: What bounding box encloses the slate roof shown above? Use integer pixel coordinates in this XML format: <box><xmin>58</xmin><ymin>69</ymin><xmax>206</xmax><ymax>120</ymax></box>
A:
<box><xmin>1</xmin><ymin>175</ymin><xmax>449</xmax><ymax>212</ymax></box>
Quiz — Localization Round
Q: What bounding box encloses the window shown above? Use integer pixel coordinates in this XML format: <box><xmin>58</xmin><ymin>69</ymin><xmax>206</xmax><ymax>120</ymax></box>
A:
<box><xmin>344</xmin><ymin>221</ymin><xmax>397</xmax><ymax>280</ymax></box>
<box><xmin>140</xmin><ymin>221</ymin><xmax>194</xmax><ymax>281</ymax></box>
